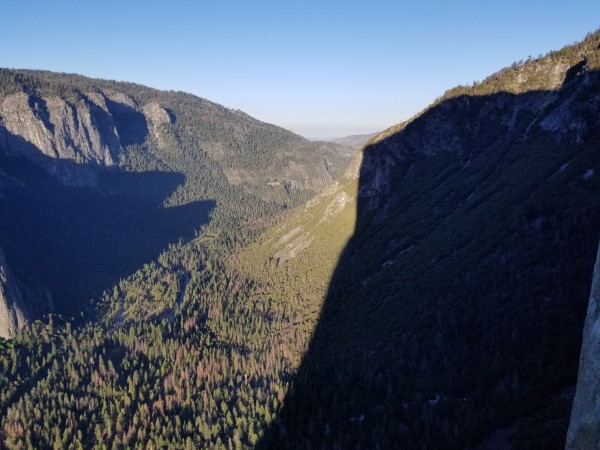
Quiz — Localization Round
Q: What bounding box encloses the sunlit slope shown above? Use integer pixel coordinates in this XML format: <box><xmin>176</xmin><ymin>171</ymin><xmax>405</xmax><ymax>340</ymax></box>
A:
<box><xmin>228</xmin><ymin>154</ymin><xmax>359</xmax><ymax>362</ymax></box>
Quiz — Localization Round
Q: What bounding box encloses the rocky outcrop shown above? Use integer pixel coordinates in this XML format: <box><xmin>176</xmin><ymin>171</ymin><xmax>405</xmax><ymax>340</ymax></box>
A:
<box><xmin>143</xmin><ymin>102</ymin><xmax>172</xmax><ymax>127</ymax></box>
<box><xmin>566</xmin><ymin>245</ymin><xmax>600</xmax><ymax>450</ymax></box>
<box><xmin>142</xmin><ymin>102</ymin><xmax>173</xmax><ymax>148</ymax></box>
<box><xmin>0</xmin><ymin>247</ymin><xmax>29</xmax><ymax>339</ymax></box>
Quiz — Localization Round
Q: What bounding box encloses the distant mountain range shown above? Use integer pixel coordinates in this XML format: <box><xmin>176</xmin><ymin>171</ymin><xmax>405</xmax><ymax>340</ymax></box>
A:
<box><xmin>313</xmin><ymin>132</ymin><xmax>379</xmax><ymax>150</ymax></box>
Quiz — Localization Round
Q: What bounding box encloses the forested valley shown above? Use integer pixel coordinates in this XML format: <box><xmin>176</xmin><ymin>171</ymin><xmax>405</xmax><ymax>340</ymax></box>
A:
<box><xmin>1</xmin><ymin>30</ymin><xmax>600</xmax><ymax>450</ymax></box>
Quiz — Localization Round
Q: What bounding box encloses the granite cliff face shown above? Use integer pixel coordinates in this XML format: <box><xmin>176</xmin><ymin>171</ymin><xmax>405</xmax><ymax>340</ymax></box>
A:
<box><xmin>0</xmin><ymin>90</ymin><xmax>133</xmax><ymax>186</ymax></box>
<box><xmin>0</xmin><ymin>246</ymin><xmax>28</xmax><ymax>339</ymax></box>
<box><xmin>0</xmin><ymin>69</ymin><xmax>355</xmax><ymax>201</ymax></box>
<box><xmin>566</xmin><ymin>245</ymin><xmax>600</xmax><ymax>450</ymax></box>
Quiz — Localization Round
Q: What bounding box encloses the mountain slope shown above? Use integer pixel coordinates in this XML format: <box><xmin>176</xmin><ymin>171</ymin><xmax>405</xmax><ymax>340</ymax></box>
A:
<box><xmin>0</xmin><ymin>69</ymin><xmax>356</xmax><ymax>321</ymax></box>
<box><xmin>0</xmin><ymin>69</ymin><xmax>354</xmax><ymax>201</ymax></box>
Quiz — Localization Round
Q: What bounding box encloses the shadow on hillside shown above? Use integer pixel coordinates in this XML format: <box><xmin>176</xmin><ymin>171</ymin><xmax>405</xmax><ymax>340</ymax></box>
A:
<box><xmin>0</xmin><ymin>126</ymin><xmax>214</xmax><ymax>317</ymax></box>
<box><xmin>104</xmin><ymin>96</ymin><xmax>149</xmax><ymax>147</ymax></box>
<box><xmin>261</xmin><ymin>69</ymin><xmax>600</xmax><ymax>449</ymax></box>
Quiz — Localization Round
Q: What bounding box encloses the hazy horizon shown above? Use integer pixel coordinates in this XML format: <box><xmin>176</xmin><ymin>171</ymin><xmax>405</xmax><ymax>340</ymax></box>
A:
<box><xmin>2</xmin><ymin>1</ymin><xmax>599</xmax><ymax>138</ymax></box>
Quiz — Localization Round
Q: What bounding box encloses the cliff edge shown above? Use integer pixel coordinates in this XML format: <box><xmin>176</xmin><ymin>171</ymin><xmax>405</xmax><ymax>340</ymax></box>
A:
<box><xmin>567</xmin><ymin>244</ymin><xmax>600</xmax><ymax>449</ymax></box>
<box><xmin>0</xmin><ymin>246</ymin><xmax>29</xmax><ymax>339</ymax></box>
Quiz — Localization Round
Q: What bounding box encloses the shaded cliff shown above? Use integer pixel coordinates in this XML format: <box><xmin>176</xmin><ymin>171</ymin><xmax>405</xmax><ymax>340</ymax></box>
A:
<box><xmin>566</xmin><ymin>245</ymin><xmax>600</xmax><ymax>450</ymax></box>
<box><xmin>0</xmin><ymin>246</ymin><xmax>28</xmax><ymax>339</ymax></box>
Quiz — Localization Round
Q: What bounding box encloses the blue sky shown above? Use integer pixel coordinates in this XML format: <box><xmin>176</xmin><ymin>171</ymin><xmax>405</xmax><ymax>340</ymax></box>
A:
<box><xmin>1</xmin><ymin>1</ymin><xmax>599</xmax><ymax>138</ymax></box>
